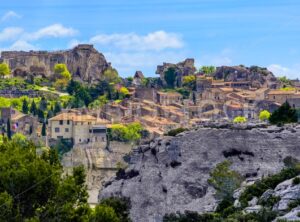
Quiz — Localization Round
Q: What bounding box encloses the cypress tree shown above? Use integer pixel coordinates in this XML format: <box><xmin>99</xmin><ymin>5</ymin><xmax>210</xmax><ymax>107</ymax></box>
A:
<box><xmin>6</xmin><ymin>119</ymin><xmax>11</xmax><ymax>140</ymax></box>
<box><xmin>22</xmin><ymin>99</ymin><xmax>29</xmax><ymax>114</ymax></box>
<box><xmin>53</xmin><ymin>101</ymin><xmax>62</xmax><ymax>115</ymax></box>
<box><xmin>41</xmin><ymin>122</ymin><xmax>47</xmax><ymax>137</ymax></box>
<box><xmin>30</xmin><ymin>100</ymin><xmax>37</xmax><ymax>116</ymax></box>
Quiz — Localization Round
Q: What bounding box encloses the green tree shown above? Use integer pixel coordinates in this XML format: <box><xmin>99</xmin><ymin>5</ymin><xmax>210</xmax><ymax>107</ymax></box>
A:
<box><xmin>259</xmin><ymin>110</ymin><xmax>271</xmax><ymax>121</ymax></box>
<box><xmin>90</xmin><ymin>205</ymin><xmax>120</xmax><ymax>222</ymax></box>
<box><xmin>164</xmin><ymin>67</ymin><xmax>176</xmax><ymax>88</ymax></box>
<box><xmin>30</xmin><ymin>100</ymin><xmax>37</xmax><ymax>116</ymax></box>
<box><xmin>0</xmin><ymin>192</ymin><xmax>13</xmax><ymax>221</ymax></box>
<box><xmin>6</xmin><ymin>119</ymin><xmax>11</xmax><ymax>140</ymax></box>
<box><xmin>41</xmin><ymin>122</ymin><xmax>47</xmax><ymax>136</ymax></box>
<box><xmin>0</xmin><ymin>63</ymin><xmax>10</xmax><ymax>78</ymax></box>
<box><xmin>22</xmin><ymin>99</ymin><xmax>29</xmax><ymax>114</ymax></box>
<box><xmin>54</xmin><ymin>63</ymin><xmax>71</xmax><ymax>80</ymax></box>
<box><xmin>12</xmin><ymin>133</ymin><xmax>28</xmax><ymax>146</ymax></box>
<box><xmin>102</xmin><ymin>68</ymin><xmax>121</xmax><ymax>84</ymax></box>
<box><xmin>53</xmin><ymin>101</ymin><xmax>62</xmax><ymax>114</ymax></box>
<box><xmin>100</xmin><ymin>197</ymin><xmax>131</xmax><ymax>222</ymax></box>
<box><xmin>208</xmin><ymin>160</ymin><xmax>242</xmax><ymax>200</ymax></box>
<box><xmin>269</xmin><ymin>101</ymin><xmax>298</xmax><ymax>124</ymax></box>
<box><xmin>200</xmin><ymin>66</ymin><xmax>216</xmax><ymax>75</ymax></box>
<box><xmin>37</xmin><ymin>109</ymin><xmax>45</xmax><ymax>123</ymax></box>
<box><xmin>39</xmin><ymin>97</ymin><xmax>48</xmax><ymax>112</ymax></box>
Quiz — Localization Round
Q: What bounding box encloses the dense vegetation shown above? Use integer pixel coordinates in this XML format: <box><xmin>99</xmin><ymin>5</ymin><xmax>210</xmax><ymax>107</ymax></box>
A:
<box><xmin>269</xmin><ymin>101</ymin><xmax>298</xmax><ymax>125</ymax></box>
<box><xmin>109</xmin><ymin>122</ymin><xmax>145</xmax><ymax>143</ymax></box>
<box><xmin>0</xmin><ymin>137</ymin><xmax>131</xmax><ymax>221</ymax></box>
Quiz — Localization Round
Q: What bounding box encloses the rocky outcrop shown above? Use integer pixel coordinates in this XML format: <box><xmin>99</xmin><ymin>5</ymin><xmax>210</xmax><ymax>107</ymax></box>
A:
<box><xmin>213</xmin><ymin>65</ymin><xmax>280</xmax><ymax>89</ymax></box>
<box><xmin>0</xmin><ymin>44</ymin><xmax>111</xmax><ymax>83</ymax></box>
<box><xmin>156</xmin><ymin>59</ymin><xmax>196</xmax><ymax>87</ymax></box>
<box><xmin>99</xmin><ymin>124</ymin><xmax>300</xmax><ymax>222</ymax></box>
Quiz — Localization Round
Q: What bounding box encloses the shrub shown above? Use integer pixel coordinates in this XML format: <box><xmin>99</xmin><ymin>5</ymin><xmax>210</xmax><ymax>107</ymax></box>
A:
<box><xmin>269</xmin><ymin>102</ymin><xmax>298</xmax><ymax>124</ymax></box>
<box><xmin>165</xmin><ymin>128</ymin><xmax>187</xmax><ymax>136</ymax></box>
<box><xmin>239</xmin><ymin>167</ymin><xmax>300</xmax><ymax>207</ymax></box>
<box><xmin>259</xmin><ymin>110</ymin><xmax>271</xmax><ymax>121</ymax></box>
<box><xmin>208</xmin><ymin>160</ymin><xmax>242</xmax><ymax>200</ymax></box>
<box><xmin>233</xmin><ymin>116</ymin><xmax>247</xmax><ymax>124</ymax></box>
<box><xmin>292</xmin><ymin>177</ymin><xmax>300</xmax><ymax>186</ymax></box>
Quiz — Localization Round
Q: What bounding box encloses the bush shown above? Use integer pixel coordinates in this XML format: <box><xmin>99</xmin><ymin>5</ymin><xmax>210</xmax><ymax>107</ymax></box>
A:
<box><xmin>239</xmin><ymin>167</ymin><xmax>300</xmax><ymax>207</ymax></box>
<box><xmin>269</xmin><ymin>102</ymin><xmax>298</xmax><ymax>124</ymax></box>
<box><xmin>259</xmin><ymin>110</ymin><xmax>271</xmax><ymax>121</ymax></box>
<box><xmin>292</xmin><ymin>177</ymin><xmax>300</xmax><ymax>186</ymax></box>
<box><xmin>233</xmin><ymin>116</ymin><xmax>247</xmax><ymax>124</ymax></box>
<box><xmin>165</xmin><ymin>128</ymin><xmax>187</xmax><ymax>136</ymax></box>
<box><xmin>110</xmin><ymin>122</ymin><xmax>143</xmax><ymax>143</ymax></box>
<box><xmin>208</xmin><ymin>160</ymin><xmax>242</xmax><ymax>200</ymax></box>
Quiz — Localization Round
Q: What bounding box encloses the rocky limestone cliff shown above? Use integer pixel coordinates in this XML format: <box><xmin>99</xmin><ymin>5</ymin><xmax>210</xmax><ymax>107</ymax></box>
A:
<box><xmin>62</xmin><ymin>141</ymin><xmax>132</xmax><ymax>206</ymax></box>
<box><xmin>0</xmin><ymin>44</ymin><xmax>111</xmax><ymax>83</ymax></box>
<box><xmin>213</xmin><ymin>65</ymin><xmax>280</xmax><ymax>89</ymax></box>
<box><xmin>156</xmin><ymin>59</ymin><xmax>196</xmax><ymax>87</ymax></box>
<box><xmin>99</xmin><ymin>124</ymin><xmax>300</xmax><ymax>222</ymax></box>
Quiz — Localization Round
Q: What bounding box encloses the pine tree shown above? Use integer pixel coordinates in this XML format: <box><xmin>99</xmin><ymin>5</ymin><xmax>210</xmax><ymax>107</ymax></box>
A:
<box><xmin>41</xmin><ymin>122</ymin><xmax>47</xmax><ymax>137</ymax></box>
<box><xmin>269</xmin><ymin>101</ymin><xmax>298</xmax><ymax>124</ymax></box>
<box><xmin>6</xmin><ymin>119</ymin><xmax>11</xmax><ymax>140</ymax></box>
<box><xmin>22</xmin><ymin>99</ymin><xmax>29</xmax><ymax>114</ymax></box>
<box><xmin>30</xmin><ymin>100</ymin><xmax>37</xmax><ymax>116</ymax></box>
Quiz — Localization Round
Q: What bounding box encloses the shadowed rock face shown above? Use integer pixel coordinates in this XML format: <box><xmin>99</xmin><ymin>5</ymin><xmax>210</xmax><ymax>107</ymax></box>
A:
<box><xmin>99</xmin><ymin>124</ymin><xmax>300</xmax><ymax>222</ymax></box>
<box><xmin>213</xmin><ymin>66</ymin><xmax>279</xmax><ymax>88</ymax></box>
<box><xmin>0</xmin><ymin>44</ymin><xmax>111</xmax><ymax>83</ymax></box>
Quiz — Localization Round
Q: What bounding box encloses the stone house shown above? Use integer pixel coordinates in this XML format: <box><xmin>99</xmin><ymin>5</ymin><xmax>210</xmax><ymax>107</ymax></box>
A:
<box><xmin>48</xmin><ymin>112</ymin><xmax>109</xmax><ymax>145</ymax></box>
<box><xmin>156</xmin><ymin>91</ymin><xmax>182</xmax><ymax>106</ymax></box>
<box><xmin>0</xmin><ymin>107</ymin><xmax>38</xmax><ymax>136</ymax></box>
<box><xmin>267</xmin><ymin>90</ymin><xmax>300</xmax><ymax>104</ymax></box>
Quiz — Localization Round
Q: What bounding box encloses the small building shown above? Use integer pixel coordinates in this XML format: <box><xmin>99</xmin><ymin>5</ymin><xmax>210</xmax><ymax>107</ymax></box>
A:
<box><xmin>267</xmin><ymin>90</ymin><xmax>300</xmax><ymax>104</ymax></box>
<box><xmin>0</xmin><ymin>107</ymin><xmax>38</xmax><ymax>136</ymax></box>
<box><xmin>48</xmin><ymin>112</ymin><xmax>109</xmax><ymax>145</ymax></box>
<box><xmin>156</xmin><ymin>91</ymin><xmax>182</xmax><ymax>106</ymax></box>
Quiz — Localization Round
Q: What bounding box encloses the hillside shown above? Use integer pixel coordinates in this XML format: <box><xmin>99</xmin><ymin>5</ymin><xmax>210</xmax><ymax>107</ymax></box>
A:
<box><xmin>99</xmin><ymin>123</ymin><xmax>300</xmax><ymax>221</ymax></box>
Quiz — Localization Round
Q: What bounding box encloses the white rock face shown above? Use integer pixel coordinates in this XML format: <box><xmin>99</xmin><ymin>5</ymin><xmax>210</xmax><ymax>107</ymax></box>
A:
<box><xmin>272</xmin><ymin>177</ymin><xmax>300</xmax><ymax>212</ymax></box>
<box><xmin>275</xmin><ymin>206</ymin><xmax>300</xmax><ymax>221</ymax></box>
<box><xmin>100</xmin><ymin>125</ymin><xmax>300</xmax><ymax>222</ymax></box>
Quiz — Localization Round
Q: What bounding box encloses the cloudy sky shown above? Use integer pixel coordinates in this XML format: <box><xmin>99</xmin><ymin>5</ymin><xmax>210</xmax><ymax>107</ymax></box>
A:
<box><xmin>0</xmin><ymin>0</ymin><xmax>300</xmax><ymax>79</ymax></box>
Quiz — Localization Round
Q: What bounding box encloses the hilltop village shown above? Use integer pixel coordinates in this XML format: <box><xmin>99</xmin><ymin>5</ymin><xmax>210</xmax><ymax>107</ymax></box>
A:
<box><xmin>0</xmin><ymin>45</ymin><xmax>299</xmax><ymax>148</ymax></box>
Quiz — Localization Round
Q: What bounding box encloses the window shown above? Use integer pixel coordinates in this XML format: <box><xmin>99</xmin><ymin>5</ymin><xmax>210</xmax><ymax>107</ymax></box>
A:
<box><xmin>65</xmin><ymin>128</ymin><xmax>69</xmax><ymax>132</ymax></box>
<box><xmin>59</xmin><ymin>120</ymin><xmax>63</xmax><ymax>125</ymax></box>
<box><xmin>67</xmin><ymin>120</ymin><xmax>70</xmax><ymax>125</ymax></box>
<box><xmin>55</xmin><ymin>127</ymin><xmax>60</xmax><ymax>133</ymax></box>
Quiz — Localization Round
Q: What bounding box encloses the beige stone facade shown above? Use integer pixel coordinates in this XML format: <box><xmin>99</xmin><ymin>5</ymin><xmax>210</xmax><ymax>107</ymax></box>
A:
<box><xmin>49</xmin><ymin>112</ymin><xmax>109</xmax><ymax>145</ymax></box>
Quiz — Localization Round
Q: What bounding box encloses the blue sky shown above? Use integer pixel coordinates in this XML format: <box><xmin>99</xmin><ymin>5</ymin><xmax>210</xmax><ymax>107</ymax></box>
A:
<box><xmin>0</xmin><ymin>0</ymin><xmax>300</xmax><ymax>79</ymax></box>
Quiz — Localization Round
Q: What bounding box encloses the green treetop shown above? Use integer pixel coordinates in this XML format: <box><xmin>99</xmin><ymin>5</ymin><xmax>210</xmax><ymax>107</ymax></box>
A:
<box><xmin>0</xmin><ymin>63</ymin><xmax>10</xmax><ymax>78</ymax></box>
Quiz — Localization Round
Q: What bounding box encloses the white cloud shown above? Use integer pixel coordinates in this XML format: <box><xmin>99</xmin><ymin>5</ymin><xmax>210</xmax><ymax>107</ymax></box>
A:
<box><xmin>197</xmin><ymin>49</ymin><xmax>233</xmax><ymax>67</ymax></box>
<box><xmin>68</xmin><ymin>39</ymin><xmax>81</xmax><ymax>48</ymax></box>
<box><xmin>267</xmin><ymin>64</ymin><xmax>300</xmax><ymax>79</ymax></box>
<box><xmin>90</xmin><ymin>30</ymin><xmax>184</xmax><ymax>51</ymax></box>
<box><xmin>25</xmin><ymin>24</ymin><xmax>78</xmax><ymax>40</ymax></box>
<box><xmin>0</xmin><ymin>27</ymin><xmax>24</xmax><ymax>42</ymax></box>
<box><xmin>9</xmin><ymin>40</ymin><xmax>37</xmax><ymax>51</ymax></box>
<box><xmin>103</xmin><ymin>51</ymin><xmax>187</xmax><ymax>76</ymax></box>
<box><xmin>1</xmin><ymin>11</ymin><xmax>21</xmax><ymax>22</ymax></box>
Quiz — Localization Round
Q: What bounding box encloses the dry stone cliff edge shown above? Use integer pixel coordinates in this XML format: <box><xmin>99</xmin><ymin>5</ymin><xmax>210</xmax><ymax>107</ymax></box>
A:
<box><xmin>99</xmin><ymin>124</ymin><xmax>300</xmax><ymax>222</ymax></box>
<box><xmin>0</xmin><ymin>44</ymin><xmax>111</xmax><ymax>83</ymax></box>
